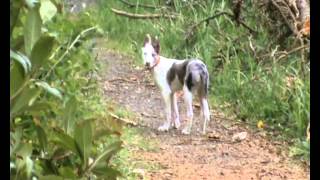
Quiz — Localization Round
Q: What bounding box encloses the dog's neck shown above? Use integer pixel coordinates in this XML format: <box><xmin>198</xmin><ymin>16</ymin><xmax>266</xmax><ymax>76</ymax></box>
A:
<box><xmin>150</xmin><ymin>55</ymin><xmax>182</xmax><ymax>82</ymax></box>
<box><xmin>150</xmin><ymin>55</ymin><xmax>161</xmax><ymax>70</ymax></box>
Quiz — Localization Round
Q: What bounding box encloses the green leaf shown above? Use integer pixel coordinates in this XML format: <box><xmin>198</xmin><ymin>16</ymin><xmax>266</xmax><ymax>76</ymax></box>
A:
<box><xmin>40</xmin><ymin>0</ymin><xmax>57</xmax><ymax>23</ymax></box>
<box><xmin>52</xmin><ymin>129</ymin><xmax>80</xmax><ymax>157</ymax></box>
<box><xmin>10</xmin><ymin>0</ymin><xmax>23</xmax><ymax>37</ymax></box>
<box><xmin>89</xmin><ymin>141</ymin><xmax>122</xmax><ymax>170</ymax></box>
<box><xmin>15</xmin><ymin>142</ymin><xmax>32</xmax><ymax>159</ymax></box>
<box><xmin>74</xmin><ymin>120</ymin><xmax>93</xmax><ymax>166</ymax></box>
<box><xmin>35</xmin><ymin>81</ymin><xmax>63</xmax><ymax>100</ymax></box>
<box><xmin>20</xmin><ymin>101</ymin><xmax>53</xmax><ymax>115</ymax></box>
<box><xmin>30</xmin><ymin>36</ymin><xmax>55</xmax><ymax>72</ymax></box>
<box><xmin>10</xmin><ymin>61</ymin><xmax>25</xmax><ymax>98</ymax></box>
<box><xmin>36</xmin><ymin>125</ymin><xmax>48</xmax><ymax>151</ymax></box>
<box><xmin>58</xmin><ymin>166</ymin><xmax>77</xmax><ymax>178</ymax></box>
<box><xmin>24</xmin><ymin>6</ymin><xmax>42</xmax><ymax>56</ymax></box>
<box><xmin>10</xmin><ymin>50</ymin><xmax>32</xmax><ymax>74</ymax></box>
<box><xmin>10</xmin><ymin>87</ymin><xmax>41</xmax><ymax>117</ymax></box>
<box><xmin>63</xmin><ymin>97</ymin><xmax>77</xmax><ymax>134</ymax></box>
<box><xmin>93</xmin><ymin>128</ymin><xmax>117</xmax><ymax>140</ymax></box>
<box><xmin>11</xmin><ymin>35</ymin><xmax>25</xmax><ymax>50</ymax></box>
<box><xmin>92</xmin><ymin>166</ymin><xmax>122</xmax><ymax>180</ymax></box>
<box><xmin>10</xmin><ymin>127</ymin><xmax>23</xmax><ymax>157</ymax></box>
<box><xmin>15</xmin><ymin>143</ymin><xmax>33</xmax><ymax>178</ymax></box>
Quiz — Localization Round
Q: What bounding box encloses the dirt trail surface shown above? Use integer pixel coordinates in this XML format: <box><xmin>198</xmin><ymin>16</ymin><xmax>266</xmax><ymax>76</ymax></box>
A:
<box><xmin>94</xmin><ymin>39</ymin><xmax>309</xmax><ymax>180</ymax></box>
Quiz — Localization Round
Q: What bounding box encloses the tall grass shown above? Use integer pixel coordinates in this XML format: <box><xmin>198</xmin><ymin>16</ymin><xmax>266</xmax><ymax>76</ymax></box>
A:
<box><xmin>94</xmin><ymin>0</ymin><xmax>309</xmax><ymax>158</ymax></box>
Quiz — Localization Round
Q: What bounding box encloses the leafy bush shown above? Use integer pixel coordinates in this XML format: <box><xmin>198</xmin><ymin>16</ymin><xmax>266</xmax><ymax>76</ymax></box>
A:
<box><xmin>10</xmin><ymin>0</ymin><xmax>123</xmax><ymax>179</ymax></box>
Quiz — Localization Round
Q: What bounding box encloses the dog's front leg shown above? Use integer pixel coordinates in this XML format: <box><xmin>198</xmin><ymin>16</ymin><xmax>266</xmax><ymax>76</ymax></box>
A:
<box><xmin>158</xmin><ymin>91</ymin><xmax>172</xmax><ymax>131</ymax></box>
<box><xmin>171</xmin><ymin>92</ymin><xmax>180</xmax><ymax>129</ymax></box>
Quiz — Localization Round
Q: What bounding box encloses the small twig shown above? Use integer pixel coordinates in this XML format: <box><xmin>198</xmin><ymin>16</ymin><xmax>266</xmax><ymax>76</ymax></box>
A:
<box><xmin>108</xmin><ymin>112</ymin><xmax>137</xmax><ymax>126</ymax></box>
<box><xmin>257</xmin><ymin>44</ymin><xmax>308</xmax><ymax>60</ymax></box>
<box><xmin>248</xmin><ymin>35</ymin><xmax>256</xmax><ymax>55</ymax></box>
<box><xmin>108</xmin><ymin>77</ymin><xmax>136</xmax><ymax>83</ymax></box>
<box><xmin>276</xmin><ymin>45</ymin><xmax>308</xmax><ymax>61</ymax></box>
<box><xmin>288</xmin><ymin>44</ymin><xmax>308</xmax><ymax>54</ymax></box>
<box><xmin>238</xmin><ymin>19</ymin><xmax>258</xmax><ymax>35</ymax></box>
<box><xmin>119</xmin><ymin>0</ymin><xmax>160</xmax><ymax>9</ymax></box>
<box><xmin>110</xmin><ymin>8</ymin><xmax>177</xmax><ymax>19</ymax></box>
<box><xmin>140</xmin><ymin>112</ymin><xmax>158</xmax><ymax>118</ymax></box>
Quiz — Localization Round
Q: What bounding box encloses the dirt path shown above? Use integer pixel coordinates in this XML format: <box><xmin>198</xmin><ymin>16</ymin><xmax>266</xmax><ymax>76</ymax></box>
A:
<box><xmin>95</xmin><ymin>39</ymin><xmax>309</xmax><ymax>180</ymax></box>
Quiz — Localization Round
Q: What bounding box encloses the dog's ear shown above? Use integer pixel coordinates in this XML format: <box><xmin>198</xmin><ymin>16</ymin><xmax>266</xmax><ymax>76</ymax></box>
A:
<box><xmin>152</xmin><ymin>36</ymin><xmax>160</xmax><ymax>54</ymax></box>
<box><xmin>144</xmin><ymin>34</ymin><xmax>151</xmax><ymax>46</ymax></box>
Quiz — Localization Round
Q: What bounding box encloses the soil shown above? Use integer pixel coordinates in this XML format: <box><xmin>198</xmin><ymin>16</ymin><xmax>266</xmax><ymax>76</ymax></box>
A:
<box><xmin>94</xmin><ymin>39</ymin><xmax>309</xmax><ymax>180</ymax></box>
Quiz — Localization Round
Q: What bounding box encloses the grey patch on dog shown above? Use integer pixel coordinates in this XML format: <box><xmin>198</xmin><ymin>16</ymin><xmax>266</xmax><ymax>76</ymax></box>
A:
<box><xmin>166</xmin><ymin>60</ymin><xmax>190</xmax><ymax>86</ymax></box>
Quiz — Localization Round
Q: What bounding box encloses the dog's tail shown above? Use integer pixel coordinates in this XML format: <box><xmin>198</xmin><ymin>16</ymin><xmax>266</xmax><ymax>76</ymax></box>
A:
<box><xmin>200</xmin><ymin>68</ymin><xmax>209</xmax><ymax>98</ymax></box>
<box><xmin>186</xmin><ymin>60</ymin><xmax>209</xmax><ymax>97</ymax></box>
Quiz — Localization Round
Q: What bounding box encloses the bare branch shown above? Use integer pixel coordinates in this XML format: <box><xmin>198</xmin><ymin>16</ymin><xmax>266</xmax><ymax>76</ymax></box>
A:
<box><xmin>185</xmin><ymin>11</ymin><xmax>233</xmax><ymax>40</ymax></box>
<box><xmin>110</xmin><ymin>8</ymin><xmax>177</xmax><ymax>19</ymax></box>
<box><xmin>270</xmin><ymin>0</ymin><xmax>299</xmax><ymax>36</ymax></box>
<box><xmin>185</xmin><ymin>11</ymin><xmax>258</xmax><ymax>41</ymax></box>
<box><xmin>238</xmin><ymin>19</ymin><xmax>258</xmax><ymax>35</ymax></box>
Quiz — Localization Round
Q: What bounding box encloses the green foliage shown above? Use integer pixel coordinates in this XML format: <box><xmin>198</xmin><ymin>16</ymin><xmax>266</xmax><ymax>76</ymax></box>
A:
<box><xmin>95</xmin><ymin>0</ymin><xmax>309</xmax><ymax>160</ymax></box>
<box><xmin>10</xmin><ymin>0</ymin><xmax>123</xmax><ymax>179</ymax></box>
<box><xmin>289</xmin><ymin>139</ymin><xmax>310</xmax><ymax>164</ymax></box>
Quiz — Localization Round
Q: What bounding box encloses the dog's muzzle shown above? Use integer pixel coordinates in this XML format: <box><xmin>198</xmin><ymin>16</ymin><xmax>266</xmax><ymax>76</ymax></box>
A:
<box><xmin>145</xmin><ymin>62</ymin><xmax>151</xmax><ymax>70</ymax></box>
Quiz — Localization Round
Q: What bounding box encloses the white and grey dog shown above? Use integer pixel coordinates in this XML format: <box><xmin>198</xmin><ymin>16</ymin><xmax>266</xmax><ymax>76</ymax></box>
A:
<box><xmin>141</xmin><ymin>34</ymin><xmax>210</xmax><ymax>134</ymax></box>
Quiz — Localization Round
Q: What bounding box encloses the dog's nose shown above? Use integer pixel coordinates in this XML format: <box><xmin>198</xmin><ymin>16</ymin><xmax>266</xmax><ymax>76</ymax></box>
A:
<box><xmin>145</xmin><ymin>62</ymin><xmax>150</xmax><ymax>67</ymax></box>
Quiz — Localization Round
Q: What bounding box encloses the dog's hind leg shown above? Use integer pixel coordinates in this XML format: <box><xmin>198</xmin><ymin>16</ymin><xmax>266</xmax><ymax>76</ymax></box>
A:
<box><xmin>201</xmin><ymin>97</ymin><xmax>210</xmax><ymax>135</ymax></box>
<box><xmin>182</xmin><ymin>86</ymin><xmax>194</xmax><ymax>135</ymax></box>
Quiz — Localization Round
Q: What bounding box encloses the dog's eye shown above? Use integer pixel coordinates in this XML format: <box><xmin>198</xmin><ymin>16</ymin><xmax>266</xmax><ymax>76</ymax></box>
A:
<box><xmin>152</xmin><ymin>53</ymin><xmax>156</xmax><ymax>57</ymax></box>
<box><xmin>143</xmin><ymin>52</ymin><xmax>147</xmax><ymax>56</ymax></box>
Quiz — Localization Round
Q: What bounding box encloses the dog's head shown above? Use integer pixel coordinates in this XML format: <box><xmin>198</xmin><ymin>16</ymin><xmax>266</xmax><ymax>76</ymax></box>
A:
<box><xmin>141</xmin><ymin>34</ymin><xmax>160</xmax><ymax>69</ymax></box>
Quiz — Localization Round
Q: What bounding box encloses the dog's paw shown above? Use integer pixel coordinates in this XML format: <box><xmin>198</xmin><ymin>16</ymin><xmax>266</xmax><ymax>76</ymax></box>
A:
<box><xmin>174</xmin><ymin>119</ymin><xmax>181</xmax><ymax>129</ymax></box>
<box><xmin>181</xmin><ymin>127</ymin><xmax>191</xmax><ymax>135</ymax></box>
<box><xmin>201</xmin><ymin>130</ymin><xmax>207</xmax><ymax>135</ymax></box>
<box><xmin>158</xmin><ymin>123</ymin><xmax>170</xmax><ymax>131</ymax></box>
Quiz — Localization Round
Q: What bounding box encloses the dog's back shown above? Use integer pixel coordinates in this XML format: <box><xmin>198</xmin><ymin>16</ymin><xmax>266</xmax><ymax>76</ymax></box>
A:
<box><xmin>166</xmin><ymin>59</ymin><xmax>209</xmax><ymax>96</ymax></box>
